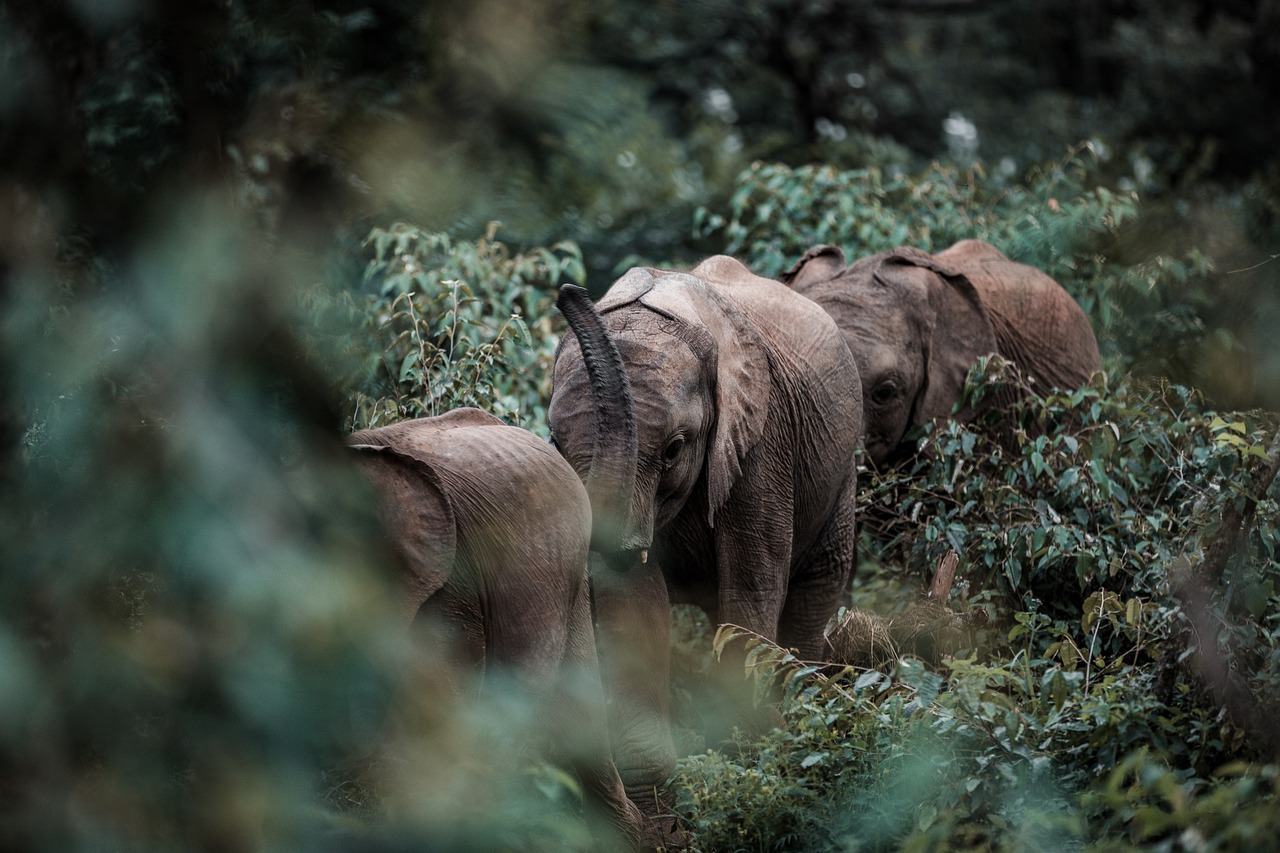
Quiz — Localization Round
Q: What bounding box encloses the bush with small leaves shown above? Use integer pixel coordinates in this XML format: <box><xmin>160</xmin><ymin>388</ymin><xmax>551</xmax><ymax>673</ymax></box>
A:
<box><xmin>669</xmin><ymin>356</ymin><xmax>1278</xmax><ymax>851</ymax></box>
<box><xmin>330</xmin><ymin>222</ymin><xmax>584</xmax><ymax>433</ymax></box>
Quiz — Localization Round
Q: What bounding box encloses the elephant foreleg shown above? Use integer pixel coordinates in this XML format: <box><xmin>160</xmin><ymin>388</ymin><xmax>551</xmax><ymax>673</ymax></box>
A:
<box><xmin>556</xmin><ymin>576</ymin><xmax>646</xmax><ymax>851</ymax></box>
<box><xmin>589</xmin><ymin>553</ymin><xmax>684</xmax><ymax>848</ymax></box>
<box><xmin>780</xmin><ymin>476</ymin><xmax>858</xmax><ymax>659</ymax></box>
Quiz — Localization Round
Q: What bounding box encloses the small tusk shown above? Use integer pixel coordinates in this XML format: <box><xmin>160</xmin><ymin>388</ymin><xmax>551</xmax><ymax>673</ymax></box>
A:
<box><xmin>639</xmin><ymin>549</ymin><xmax>649</xmax><ymax>564</ymax></box>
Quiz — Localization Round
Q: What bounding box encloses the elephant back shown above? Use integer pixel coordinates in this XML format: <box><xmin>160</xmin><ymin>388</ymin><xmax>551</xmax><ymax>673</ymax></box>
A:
<box><xmin>364</xmin><ymin>413</ymin><xmax>590</xmax><ymax>547</ymax></box>
<box><xmin>351</xmin><ymin>410</ymin><xmax>592</xmax><ymax>589</ymax></box>
<box><xmin>692</xmin><ymin>254</ymin><xmax>863</xmax><ymax>417</ymax></box>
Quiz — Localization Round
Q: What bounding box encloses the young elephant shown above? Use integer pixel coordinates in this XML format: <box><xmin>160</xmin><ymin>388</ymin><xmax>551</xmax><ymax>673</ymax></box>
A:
<box><xmin>782</xmin><ymin>239</ymin><xmax>1103</xmax><ymax>467</ymax></box>
<box><xmin>549</xmin><ymin>258</ymin><xmax>863</xmax><ymax>843</ymax></box>
<box><xmin>347</xmin><ymin>408</ymin><xmax>644</xmax><ymax>850</ymax></box>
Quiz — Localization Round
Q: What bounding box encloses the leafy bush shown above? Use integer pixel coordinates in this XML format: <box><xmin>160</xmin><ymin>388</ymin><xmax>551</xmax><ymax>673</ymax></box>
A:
<box><xmin>330</xmin><ymin>221</ymin><xmax>583</xmax><ymax>434</ymax></box>
<box><xmin>670</xmin><ymin>360</ymin><xmax>1280</xmax><ymax>852</ymax></box>
<box><xmin>865</xmin><ymin>360</ymin><xmax>1277</xmax><ymax>630</ymax></box>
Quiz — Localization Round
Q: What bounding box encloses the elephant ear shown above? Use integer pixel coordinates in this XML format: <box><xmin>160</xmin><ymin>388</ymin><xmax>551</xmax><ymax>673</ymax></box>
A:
<box><xmin>779</xmin><ymin>244</ymin><xmax>846</xmax><ymax>289</ymax></box>
<box><xmin>348</xmin><ymin>440</ymin><xmax>454</xmax><ymax>607</ymax></box>
<box><xmin>674</xmin><ymin>261</ymin><xmax>774</xmax><ymax>525</ymax></box>
<box><xmin>879</xmin><ymin>248</ymin><xmax>999</xmax><ymax>424</ymax></box>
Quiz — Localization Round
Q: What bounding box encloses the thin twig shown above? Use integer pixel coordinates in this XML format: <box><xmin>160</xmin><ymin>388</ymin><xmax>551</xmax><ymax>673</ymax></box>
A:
<box><xmin>1083</xmin><ymin>593</ymin><xmax>1106</xmax><ymax>697</ymax></box>
<box><xmin>1225</xmin><ymin>253</ymin><xmax>1280</xmax><ymax>275</ymax></box>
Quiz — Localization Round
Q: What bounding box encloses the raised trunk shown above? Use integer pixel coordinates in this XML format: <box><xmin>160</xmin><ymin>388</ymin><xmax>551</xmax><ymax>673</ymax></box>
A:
<box><xmin>556</xmin><ymin>284</ymin><xmax>639</xmax><ymax>555</ymax></box>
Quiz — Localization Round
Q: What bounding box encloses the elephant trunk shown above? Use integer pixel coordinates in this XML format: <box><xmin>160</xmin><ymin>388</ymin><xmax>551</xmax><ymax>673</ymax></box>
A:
<box><xmin>556</xmin><ymin>285</ymin><xmax>641</xmax><ymax>559</ymax></box>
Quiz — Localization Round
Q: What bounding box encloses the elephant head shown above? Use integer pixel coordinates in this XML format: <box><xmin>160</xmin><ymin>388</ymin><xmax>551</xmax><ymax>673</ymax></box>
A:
<box><xmin>783</xmin><ymin>244</ymin><xmax>998</xmax><ymax>466</ymax></box>
<box><xmin>550</xmin><ymin>269</ymin><xmax>771</xmax><ymax>564</ymax></box>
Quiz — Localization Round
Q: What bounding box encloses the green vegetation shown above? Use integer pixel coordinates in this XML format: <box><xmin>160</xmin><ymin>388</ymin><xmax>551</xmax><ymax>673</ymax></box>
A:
<box><xmin>3</xmin><ymin>1</ymin><xmax>1280</xmax><ymax>851</ymax></box>
<box><xmin>659</xmin><ymin>152</ymin><xmax>1280</xmax><ymax>851</ymax></box>
<box><xmin>333</xmin><ymin>221</ymin><xmax>581</xmax><ymax>433</ymax></box>
<box><xmin>672</xmin><ymin>367</ymin><xmax>1279</xmax><ymax>852</ymax></box>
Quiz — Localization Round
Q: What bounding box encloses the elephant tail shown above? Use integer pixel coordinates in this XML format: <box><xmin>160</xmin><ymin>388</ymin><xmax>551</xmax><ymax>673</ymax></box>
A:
<box><xmin>556</xmin><ymin>284</ymin><xmax>639</xmax><ymax>555</ymax></box>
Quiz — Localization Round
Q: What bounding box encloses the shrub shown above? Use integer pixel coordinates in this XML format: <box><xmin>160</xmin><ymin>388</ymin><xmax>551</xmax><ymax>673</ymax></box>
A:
<box><xmin>330</xmin><ymin>221</ymin><xmax>583</xmax><ymax>434</ymax></box>
<box><xmin>671</xmin><ymin>361</ymin><xmax>1280</xmax><ymax>852</ymax></box>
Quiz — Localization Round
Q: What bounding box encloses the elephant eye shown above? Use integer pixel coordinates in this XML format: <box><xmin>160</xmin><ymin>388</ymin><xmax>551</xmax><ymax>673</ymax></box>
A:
<box><xmin>662</xmin><ymin>436</ymin><xmax>686</xmax><ymax>464</ymax></box>
<box><xmin>871</xmin><ymin>381</ymin><xmax>899</xmax><ymax>405</ymax></box>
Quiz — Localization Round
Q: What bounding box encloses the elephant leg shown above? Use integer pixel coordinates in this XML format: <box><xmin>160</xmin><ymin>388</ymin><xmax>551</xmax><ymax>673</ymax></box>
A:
<box><xmin>478</xmin><ymin>557</ymin><xmax>571</xmax><ymax>687</ymax></box>
<box><xmin>780</xmin><ymin>476</ymin><xmax>858</xmax><ymax>659</ymax></box>
<box><xmin>412</xmin><ymin>583</ymin><xmax>487</xmax><ymax>674</ymax></box>
<box><xmin>556</xmin><ymin>576</ymin><xmax>646</xmax><ymax>851</ymax></box>
<box><xmin>713</xmin><ymin>484</ymin><xmax>795</xmax><ymax>642</ymax></box>
<box><xmin>707</xmin><ymin>503</ymin><xmax>795</xmax><ymax>741</ymax></box>
<box><xmin>589</xmin><ymin>553</ymin><xmax>685</xmax><ymax>849</ymax></box>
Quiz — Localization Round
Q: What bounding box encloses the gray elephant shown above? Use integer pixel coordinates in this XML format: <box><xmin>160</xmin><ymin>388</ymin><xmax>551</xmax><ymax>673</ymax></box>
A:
<box><xmin>347</xmin><ymin>408</ymin><xmax>644</xmax><ymax>850</ymax></box>
<box><xmin>549</xmin><ymin>257</ymin><xmax>863</xmax><ymax>842</ymax></box>
<box><xmin>782</xmin><ymin>239</ymin><xmax>1103</xmax><ymax>467</ymax></box>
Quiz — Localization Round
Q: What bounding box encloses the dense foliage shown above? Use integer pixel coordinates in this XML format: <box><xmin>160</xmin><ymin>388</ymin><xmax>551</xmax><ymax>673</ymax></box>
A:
<box><xmin>672</xmin><ymin>367</ymin><xmax>1280</xmax><ymax>851</ymax></box>
<box><xmin>331</xmin><ymin>221</ymin><xmax>581</xmax><ymax>433</ymax></box>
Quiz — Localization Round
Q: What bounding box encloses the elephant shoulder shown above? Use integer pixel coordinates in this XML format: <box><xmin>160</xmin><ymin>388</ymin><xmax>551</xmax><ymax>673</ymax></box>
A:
<box><xmin>688</xmin><ymin>254</ymin><xmax>756</xmax><ymax>286</ymax></box>
<box><xmin>347</xmin><ymin>430</ymin><xmax>449</xmax><ymax>493</ymax></box>
<box><xmin>347</xmin><ymin>411</ymin><xmax>507</xmax><ymax>486</ymax></box>
<box><xmin>691</xmin><ymin>255</ymin><xmax>809</xmax><ymax>305</ymax></box>
<box><xmin>433</xmin><ymin>407</ymin><xmax>506</xmax><ymax>429</ymax></box>
<box><xmin>690</xmin><ymin>254</ymin><xmax>830</xmax><ymax>317</ymax></box>
<box><xmin>346</xmin><ymin>408</ymin><xmax>503</xmax><ymax>450</ymax></box>
<box><xmin>937</xmin><ymin>239</ymin><xmax>1009</xmax><ymax>266</ymax></box>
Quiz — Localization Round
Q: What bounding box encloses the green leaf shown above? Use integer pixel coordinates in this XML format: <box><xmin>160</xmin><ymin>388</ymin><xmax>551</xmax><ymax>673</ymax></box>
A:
<box><xmin>398</xmin><ymin>352</ymin><xmax>419</xmax><ymax>382</ymax></box>
<box><xmin>800</xmin><ymin>752</ymin><xmax>827</xmax><ymax>769</ymax></box>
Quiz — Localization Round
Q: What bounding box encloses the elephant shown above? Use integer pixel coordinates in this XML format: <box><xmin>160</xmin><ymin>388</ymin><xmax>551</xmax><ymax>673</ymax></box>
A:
<box><xmin>346</xmin><ymin>407</ymin><xmax>645</xmax><ymax>850</ymax></box>
<box><xmin>548</xmin><ymin>257</ymin><xmax>863</xmax><ymax>842</ymax></box>
<box><xmin>781</xmin><ymin>239</ymin><xmax>1103</xmax><ymax>467</ymax></box>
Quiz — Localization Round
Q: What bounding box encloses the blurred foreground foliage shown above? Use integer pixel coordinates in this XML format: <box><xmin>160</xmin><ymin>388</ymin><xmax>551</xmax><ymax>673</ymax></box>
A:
<box><xmin>0</xmin><ymin>196</ymin><xmax>604</xmax><ymax>849</ymax></box>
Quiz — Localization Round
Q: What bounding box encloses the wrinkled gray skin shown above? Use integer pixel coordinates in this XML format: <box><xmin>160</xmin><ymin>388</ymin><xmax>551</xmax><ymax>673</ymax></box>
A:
<box><xmin>549</xmin><ymin>258</ymin><xmax>863</xmax><ymax>847</ymax></box>
<box><xmin>782</xmin><ymin>239</ymin><xmax>1103</xmax><ymax>467</ymax></box>
<box><xmin>347</xmin><ymin>408</ymin><xmax>644</xmax><ymax>851</ymax></box>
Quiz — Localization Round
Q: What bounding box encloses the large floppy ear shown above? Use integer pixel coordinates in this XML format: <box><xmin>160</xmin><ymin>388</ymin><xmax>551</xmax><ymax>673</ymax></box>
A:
<box><xmin>779</xmin><ymin>244</ymin><xmax>846</xmax><ymax>289</ymax></box>
<box><xmin>348</xmin><ymin>440</ymin><xmax>455</xmax><ymax>613</ymax></box>
<box><xmin>649</xmin><ymin>264</ymin><xmax>772</xmax><ymax>525</ymax></box>
<box><xmin>880</xmin><ymin>248</ymin><xmax>999</xmax><ymax>424</ymax></box>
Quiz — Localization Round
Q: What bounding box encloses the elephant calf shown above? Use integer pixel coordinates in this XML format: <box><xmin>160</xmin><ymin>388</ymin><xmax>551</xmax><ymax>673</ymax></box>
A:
<box><xmin>347</xmin><ymin>407</ymin><xmax>644</xmax><ymax>850</ymax></box>
<box><xmin>783</xmin><ymin>239</ymin><xmax>1103</xmax><ymax>466</ymax></box>
<box><xmin>550</xmin><ymin>256</ymin><xmax>863</xmax><ymax>846</ymax></box>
